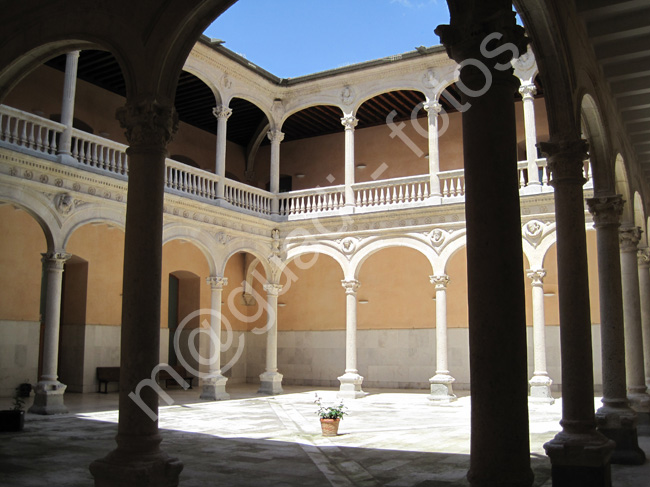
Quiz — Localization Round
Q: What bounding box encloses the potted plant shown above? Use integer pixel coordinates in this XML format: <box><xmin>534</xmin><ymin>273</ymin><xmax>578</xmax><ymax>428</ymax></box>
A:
<box><xmin>315</xmin><ymin>394</ymin><xmax>347</xmax><ymax>436</ymax></box>
<box><xmin>0</xmin><ymin>386</ymin><xmax>26</xmax><ymax>432</ymax></box>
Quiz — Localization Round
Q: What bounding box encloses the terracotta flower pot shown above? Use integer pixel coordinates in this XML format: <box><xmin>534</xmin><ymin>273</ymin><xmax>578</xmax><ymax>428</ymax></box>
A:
<box><xmin>320</xmin><ymin>418</ymin><xmax>340</xmax><ymax>436</ymax></box>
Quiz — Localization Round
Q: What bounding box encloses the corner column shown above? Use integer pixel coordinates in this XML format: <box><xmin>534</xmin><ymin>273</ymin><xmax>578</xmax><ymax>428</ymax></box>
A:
<box><xmin>424</xmin><ymin>101</ymin><xmax>442</xmax><ymax>198</ymax></box>
<box><xmin>58</xmin><ymin>50</ymin><xmax>80</xmax><ymax>162</ymax></box>
<box><xmin>90</xmin><ymin>98</ymin><xmax>183</xmax><ymax>487</ymax></box>
<box><xmin>541</xmin><ymin>139</ymin><xmax>614</xmax><ymax>486</ymax></box>
<box><xmin>259</xmin><ymin>283</ymin><xmax>283</xmax><ymax>394</ymax></box>
<box><xmin>518</xmin><ymin>82</ymin><xmax>540</xmax><ymax>187</ymax></box>
<box><xmin>619</xmin><ymin>226</ymin><xmax>650</xmax><ymax>413</ymax></box>
<box><xmin>587</xmin><ymin>196</ymin><xmax>644</xmax><ymax>465</ymax></box>
<box><xmin>200</xmin><ymin>276</ymin><xmax>229</xmax><ymax>401</ymax></box>
<box><xmin>341</xmin><ymin>115</ymin><xmax>358</xmax><ymax>208</ymax></box>
<box><xmin>29</xmin><ymin>251</ymin><xmax>71</xmax><ymax>415</ymax></box>
<box><xmin>267</xmin><ymin>130</ymin><xmax>284</xmax><ymax>214</ymax></box>
<box><xmin>638</xmin><ymin>248</ymin><xmax>650</xmax><ymax>390</ymax></box>
<box><xmin>338</xmin><ymin>279</ymin><xmax>366</xmax><ymax>398</ymax></box>
<box><xmin>213</xmin><ymin>105</ymin><xmax>232</xmax><ymax>200</ymax></box>
<box><xmin>526</xmin><ymin>269</ymin><xmax>554</xmax><ymax>404</ymax></box>
<box><xmin>428</xmin><ymin>275</ymin><xmax>456</xmax><ymax>402</ymax></box>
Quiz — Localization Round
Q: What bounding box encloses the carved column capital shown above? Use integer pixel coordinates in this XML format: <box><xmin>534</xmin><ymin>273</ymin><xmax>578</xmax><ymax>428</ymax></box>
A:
<box><xmin>41</xmin><ymin>252</ymin><xmax>71</xmax><ymax>270</ymax></box>
<box><xmin>518</xmin><ymin>83</ymin><xmax>537</xmax><ymax>100</ymax></box>
<box><xmin>341</xmin><ymin>279</ymin><xmax>360</xmax><ymax>295</ymax></box>
<box><xmin>267</xmin><ymin>129</ymin><xmax>285</xmax><ymax>144</ymax></box>
<box><xmin>619</xmin><ymin>225</ymin><xmax>642</xmax><ymax>253</ymax></box>
<box><xmin>212</xmin><ymin>105</ymin><xmax>233</xmax><ymax>120</ymax></box>
<box><xmin>429</xmin><ymin>274</ymin><xmax>450</xmax><ymax>290</ymax></box>
<box><xmin>116</xmin><ymin>98</ymin><xmax>178</xmax><ymax>148</ymax></box>
<box><xmin>539</xmin><ymin>138</ymin><xmax>589</xmax><ymax>186</ymax></box>
<box><xmin>206</xmin><ymin>276</ymin><xmax>228</xmax><ymax>290</ymax></box>
<box><xmin>638</xmin><ymin>247</ymin><xmax>650</xmax><ymax>268</ymax></box>
<box><xmin>526</xmin><ymin>269</ymin><xmax>546</xmax><ymax>287</ymax></box>
<box><xmin>423</xmin><ymin>101</ymin><xmax>442</xmax><ymax>115</ymax></box>
<box><xmin>340</xmin><ymin>115</ymin><xmax>358</xmax><ymax>131</ymax></box>
<box><xmin>263</xmin><ymin>283</ymin><xmax>283</xmax><ymax>296</ymax></box>
<box><xmin>586</xmin><ymin>195</ymin><xmax>624</xmax><ymax>228</ymax></box>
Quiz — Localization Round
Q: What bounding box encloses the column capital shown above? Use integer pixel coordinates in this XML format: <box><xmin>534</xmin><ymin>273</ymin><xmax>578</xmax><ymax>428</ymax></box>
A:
<box><xmin>526</xmin><ymin>269</ymin><xmax>546</xmax><ymax>286</ymax></box>
<box><xmin>263</xmin><ymin>282</ymin><xmax>283</xmax><ymax>296</ymax></box>
<box><xmin>267</xmin><ymin>129</ymin><xmax>284</xmax><ymax>144</ymax></box>
<box><xmin>67</xmin><ymin>50</ymin><xmax>81</xmax><ymax>60</ymax></box>
<box><xmin>116</xmin><ymin>97</ymin><xmax>178</xmax><ymax>148</ymax></box>
<box><xmin>341</xmin><ymin>115</ymin><xmax>358</xmax><ymax>130</ymax></box>
<box><xmin>341</xmin><ymin>279</ymin><xmax>360</xmax><ymax>294</ymax></box>
<box><xmin>206</xmin><ymin>276</ymin><xmax>228</xmax><ymax>290</ymax></box>
<box><xmin>539</xmin><ymin>138</ymin><xmax>588</xmax><ymax>186</ymax></box>
<box><xmin>619</xmin><ymin>225</ymin><xmax>642</xmax><ymax>253</ymax></box>
<box><xmin>638</xmin><ymin>247</ymin><xmax>650</xmax><ymax>268</ymax></box>
<box><xmin>429</xmin><ymin>274</ymin><xmax>450</xmax><ymax>289</ymax></box>
<box><xmin>423</xmin><ymin>100</ymin><xmax>442</xmax><ymax>115</ymax></box>
<box><xmin>518</xmin><ymin>83</ymin><xmax>537</xmax><ymax>100</ymax></box>
<box><xmin>212</xmin><ymin>105</ymin><xmax>232</xmax><ymax>120</ymax></box>
<box><xmin>586</xmin><ymin>195</ymin><xmax>624</xmax><ymax>228</ymax></box>
<box><xmin>41</xmin><ymin>252</ymin><xmax>71</xmax><ymax>270</ymax></box>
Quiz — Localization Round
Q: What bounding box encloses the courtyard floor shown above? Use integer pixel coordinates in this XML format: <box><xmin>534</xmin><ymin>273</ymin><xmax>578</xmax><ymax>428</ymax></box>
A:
<box><xmin>1</xmin><ymin>384</ymin><xmax>648</xmax><ymax>486</ymax></box>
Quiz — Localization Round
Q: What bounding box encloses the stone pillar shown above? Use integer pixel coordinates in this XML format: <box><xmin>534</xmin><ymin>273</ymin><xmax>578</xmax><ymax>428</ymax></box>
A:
<box><xmin>267</xmin><ymin>130</ymin><xmax>284</xmax><ymax>214</ymax></box>
<box><xmin>200</xmin><ymin>276</ymin><xmax>229</xmax><ymax>401</ymax></box>
<box><xmin>540</xmin><ymin>139</ymin><xmax>614</xmax><ymax>485</ymax></box>
<box><xmin>620</xmin><ymin>226</ymin><xmax>650</xmax><ymax>413</ymax></box>
<box><xmin>341</xmin><ymin>115</ymin><xmax>358</xmax><ymax>207</ymax></box>
<box><xmin>424</xmin><ymin>101</ymin><xmax>442</xmax><ymax>197</ymax></box>
<box><xmin>213</xmin><ymin>105</ymin><xmax>232</xmax><ymax>200</ymax></box>
<box><xmin>526</xmin><ymin>269</ymin><xmax>554</xmax><ymax>404</ymax></box>
<box><xmin>638</xmin><ymin>248</ymin><xmax>650</xmax><ymax>390</ymax></box>
<box><xmin>587</xmin><ymin>196</ymin><xmax>644</xmax><ymax>465</ymax></box>
<box><xmin>436</xmin><ymin>5</ymin><xmax>533</xmax><ymax>485</ymax></box>
<box><xmin>58</xmin><ymin>50</ymin><xmax>80</xmax><ymax>162</ymax></box>
<box><xmin>338</xmin><ymin>279</ymin><xmax>366</xmax><ymax>398</ymax></box>
<box><xmin>90</xmin><ymin>98</ymin><xmax>183</xmax><ymax>487</ymax></box>
<box><xmin>428</xmin><ymin>275</ymin><xmax>456</xmax><ymax>402</ymax></box>
<box><xmin>258</xmin><ymin>283</ymin><xmax>283</xmax><ymax>394</ymax></box>
<box><xmin>519</xmin><ymin>82</ymin><xmax>540</xmax><ymax>187</ymax></box>
<box><xmin>29</xmin><ymin>251</ymin><xmax>71</xmax><ymax>415</ymax></box>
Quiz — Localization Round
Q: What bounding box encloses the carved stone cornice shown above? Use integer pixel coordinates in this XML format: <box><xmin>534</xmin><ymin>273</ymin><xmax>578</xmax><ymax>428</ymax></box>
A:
<box><xmin>638</xmin><ymin>248</ymin><xmax>650</xmax><ymax>269</ymax></box>
<box><xmin>619</xmin><ymin>226</ymin><xmax>642</xmax><ymax>253</ymax></box>
<box><xmin>212</xmin><ymin>105</ymin><xmax>233</xmax><ymax>120</ymax></box>
<box><xmin>518</xmin><ymin>83</ymin><xmax>537</xmax><ymax>100</ymax></box>
<box><xmin>267</xmin><ymin>130</ymin><xmax>285</xmax><ymax>144</ymax></box>
<box><xmin>341</xmin><ymin>115</ymin><xmax>358</xmax><ymax>131</ymax></box>
<box><xmin>263</xmin><ymin>283</ymin><xmax>283</xmax><ymax>296</ymax></box>
<box><xmin>539</xmin><ymin>139</ymin><xmax>589</xmax><ymax>186</ymax></box>
<box><xmin>341</xmin><ymin>279</ymin><xmax>360</xmax><ymax>295</ymax></box>
<box><xmin>586</xmin><ymin>195</ymin><xmax>624</xmax><ymax>228</ymax></box>
<box><xmin>42</xmin><ymin>252</ymin><xmax>71</xmax><ymax>270</ymax></box>
<box><xmin>430</xmin><ymin>274</ymin><xmax>450</xmax><ymax>290</ymax></box>
<box><xmin>206</xmin><ymin>276</ymin><xmax>228</xmax><ymax>290</ymax></box>
<box><xmin>116</xmin><ymin>98</ymin><xmax>179</xmax><ymax>148</ymax></box>
<box><xmin>526</xmin><ymin>269</ymin><xmax>546</xmax><ymax>287</ymax></box>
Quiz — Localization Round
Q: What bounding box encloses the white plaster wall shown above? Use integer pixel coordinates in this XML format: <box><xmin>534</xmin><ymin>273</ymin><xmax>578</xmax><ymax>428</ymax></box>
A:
<box><xmin>0</xmin><ymin>320</ymin><xmax>40</xmax><ymax>398</ymax></box>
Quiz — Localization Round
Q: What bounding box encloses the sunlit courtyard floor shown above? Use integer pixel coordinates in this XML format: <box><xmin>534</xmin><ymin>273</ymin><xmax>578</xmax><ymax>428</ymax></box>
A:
<box><xmin>1</xmin><ymin>384</ymin><xmax>648</xmax><ymax>486</ymax></box>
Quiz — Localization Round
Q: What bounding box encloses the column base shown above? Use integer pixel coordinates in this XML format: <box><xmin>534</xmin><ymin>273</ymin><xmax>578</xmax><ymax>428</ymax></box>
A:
<box><xmin>337</xmin><ymin>372</ymin><xmax>367</xmax><ymax>399</ymax></box>
<box><xmin>28</xmin><ymin>380</ymin><xmax>68</xmax><ymax>415</ymax></box>
<box><xmin>258</xmin><ymin>371</ymin><xmax>283</xmax><ymax>395</ymax></box>
<box><xmin>596</xmin><ymin>404</ymin><xmax>645</xmax><ymax>465</ymax></box>
<box><xmin>627</xmin><ymin>391</ymin><xmax>650</xmax><ymax>413</ymax></box>
<box><xmin>199</xmin><ymin>374</ymin><xmax>230</xmax><ymax>401</ymax></box>
<box><xmin>544</xmin><ymin>429</ymin><xmax>614</xmax><ymax>487</ymax></box>
<box><xmin>428</xmin><ymin>374</ymin><xmax>457</xmax><ymax>403</ymax></box>
<box><xmin>90</xmin><ymin>451</ymin><xmax>183</xmax><ymax>487</ymax></box>
<box><xmin>529</xmin><ymin>375</ymin><xmax>555</xmax><ymax>404</ymax></box>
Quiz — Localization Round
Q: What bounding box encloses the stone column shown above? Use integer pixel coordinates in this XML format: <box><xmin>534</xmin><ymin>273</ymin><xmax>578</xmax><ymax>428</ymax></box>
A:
<box><xmin>200</xmin><ymin>276</ymin><xmax>229</xmax><ymax>401</ymax></box>
<box><xmin>540</xmin><ymin>139</ymin><xmax>614</xmax><ymax>485</ymax></box>
<box><xmin>587</xmin><ymin>196</ymin><xmax>644</xmax><ymax>465</ymax></box>
<box><xmin>638</xmin><ymin>248</ymin><xmax>650</xmax><ymax>390</ymax></box>
<box><xmin>213</xmin><ymin>105</ymin><xmax>232</xmax><ymax>200</ymax></box>
<box><xmin>620</xmin><ymin>226</ymin><xmax>650</xmax><ymax>413</ymax></box>
<box><xmin>58</xmin><ymin>50</ymin><xmax>80</xmax><ymax>162</ymax></box>
<box><xmin>519</xmin><ymin>82</ymin><xmax>540</xmax><ymax>187</ymax></box>
<box><xmin>267</xmin><ymin>129</ymin><xmax>284</xmax><ymax>214</ymax></box>
<box><xmin>526</xmin><ymin>269</ymin><xmax>554</xmax><ymax>404</ymax></box>
<box><xmin>90</xmin><ymin>98</ymin><xmax>183</xmax><ymax>487</ymax></box>
<box><xmin>258</xmin><ymin>283</ymin><xmax>283</xmax><ymax>394</ymax></box>
<box><xmin>436</xmin><ymin>5</ymin><xmax>533</xmax><ymax>485</ymax></box>
<box><xmin>428</xmin><ymin>275</ymin><xmax>456</xmax><ymax>402</ymax></box>
<box><xmin>338</xmin><ymin>279</ymin><xmax>366</xmax><ymax>398</ymax></box>
<box><xmin>341</xmin><ymin>115</ymin><xmax>358</xmax><ymax>207</ymax></box>
<box><xmin>424</xmin><ymin>101</ymin><xmax>442</xmax><ymax>197</ymax></box>
<box><xmin>29</xmin><ymin>251</ymin><xmax>71</xmax><ymax>415</ymax></box>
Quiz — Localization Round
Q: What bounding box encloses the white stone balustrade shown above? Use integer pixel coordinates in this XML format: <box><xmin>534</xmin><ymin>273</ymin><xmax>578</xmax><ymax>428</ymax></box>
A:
<box><xmin>278</xmin><ymin>186</ymin><xmax>345</xmax><ymax>216</ymax></box>
<box><xmin>0</xmin><ymin>105</ymin><xmax>64</xmax><ymax>156</ymax></box>
<box><xmin>354</xmin><ymin>175</ymin><xmax>430</xmax><ymax>207</ymax></box>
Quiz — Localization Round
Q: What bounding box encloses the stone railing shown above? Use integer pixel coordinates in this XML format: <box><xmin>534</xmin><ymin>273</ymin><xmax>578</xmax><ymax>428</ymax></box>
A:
<box><xmin>0</xmin><ymin>105</ymin><xmax>64</xmax><ymax>157</ymax></box>
<box><xmin>354</xmin><ymin>175</ymin><xmax>431</xmax><ymax>208</ymax></box>
<box><xmin>222</xmin><ymin>178</ymin><xmax>273</xmax><ymax>216</ymax></box>
<box><xmin>71</xmin><ymin>129</ymin><xmax>129</xmax><ymax>176</ymax></box>
<box><xmin>278</xmin><ymin>186</ymin><xmax>345</xmax><ymax>216</ymax></box>
<box><xmin>439</xmin><ymin>169</ymin><xmax>465</xmax><ymax>198</ymax></box>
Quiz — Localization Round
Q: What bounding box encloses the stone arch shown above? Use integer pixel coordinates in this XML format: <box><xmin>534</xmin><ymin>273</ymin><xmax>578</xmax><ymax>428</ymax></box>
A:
<box><xmin>162</xmin><ymin>223</ymin><xmax>218</xmax><ymax>275</ymax></box>
<box><xmin>350</xmin><ymin>237</ymin><xmax>436</xmax><ymax>280</ymax></box>
<box><xmin>614</xmin><ymin>154</ymin><xmax>633</xmax><ymax>224</ymax></box>
<box><xmin>580</xmin><ymin>93</ymin><xmax>612</xmax><ymax>193</ymax></box>
<box><xmin>353</xmin><ymin>86</ymin><xmax>428</xmax><ymax>118</ymax></box>
<box><xmin>61</xmin><ymin>206</ymin><xmax>126</xmax><ymax>249</ymax></box>
<box><xmin>218</xmin><ymin>238</ymin><xmax>272</xmax><ymax>278</ymax></box>
<box><xmin>179</xmin><ymin>62</ymin><xmax>223</xmax><ymax>106</ymax></box>
<box><xmin>284</xmin><ymin>242</ymin><xmax>349</xmax><ymax>279</ymax></box>
<box><xmin>633</xmin><ymin>191</ymin><xmax>647</xmax><ymax>247</ymax></box>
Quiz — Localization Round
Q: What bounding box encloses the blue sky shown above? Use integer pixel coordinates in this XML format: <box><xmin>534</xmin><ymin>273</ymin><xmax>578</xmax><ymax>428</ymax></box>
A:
<box><xmin>203</xmin><ymin>0</ymin><xmax>450</xmax><ymax>78</ymax></box>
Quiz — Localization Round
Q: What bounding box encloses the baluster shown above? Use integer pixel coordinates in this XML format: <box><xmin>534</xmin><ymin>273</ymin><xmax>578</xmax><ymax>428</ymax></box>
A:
<box><xmin>395</xmin><ymin>185</ymin><xmax>402</xmax><ymax>203</ymax></box>
<box><xmin>0</xmin><ymin>113</ymin><xmax>5</xmax><ymax>141</ymax></box>
<box><xmin>26</xmin><ymin>122</ymin><xmax>35</xmax><ymax>149</ymax></box>
<box><xmin>18</xmin><ymin>119</ymin><xmax>26</xmax><ymax>146</ymax></box>
<box><xmin>91</xmin><ymin>142</ymin><xmax>98</xmax><ymax>167</ymax></box>
<box><xmin>98</xmin><ymin>146</ymin><xmax>106</xmax><ymax>170</ymax></box>
<box><xmin>416</xmin><ymin>183</ymin><xmax>422</xmax><ymax>201</ymax></box>
<box><xmin>9</xmin><ymin>117</ymin><xmax>18</xmax><ymax>144</ymax></box>
<box><xmin>542</xmin><ymin>166</ymin><xmax>549</xmax><ymax>186</ymax></box>
<box><xmin>35</xmin><ymin>125</ymin><xmax>44</xmax><ymax>151</ymax></box>
<box><xmin>584</xmin><ymin>160</ymin><xmax>591</xmax><ymax>181</ymax></box>
<box><xmin>520</xmin><ymin>168</ymin><xmax>526</xmax><ymax>188</ymax></box>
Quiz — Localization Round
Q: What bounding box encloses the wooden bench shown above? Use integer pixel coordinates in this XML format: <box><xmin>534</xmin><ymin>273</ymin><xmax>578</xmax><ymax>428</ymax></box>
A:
<box><xmin>96</xmin><ymin>367</ymin><xmax>120</xmax><ymax>393</ymax></box>
<box><xmin>158</xmin><ymin>365</ymin><xmax>194</xmax><ymax>389</ymax></box>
